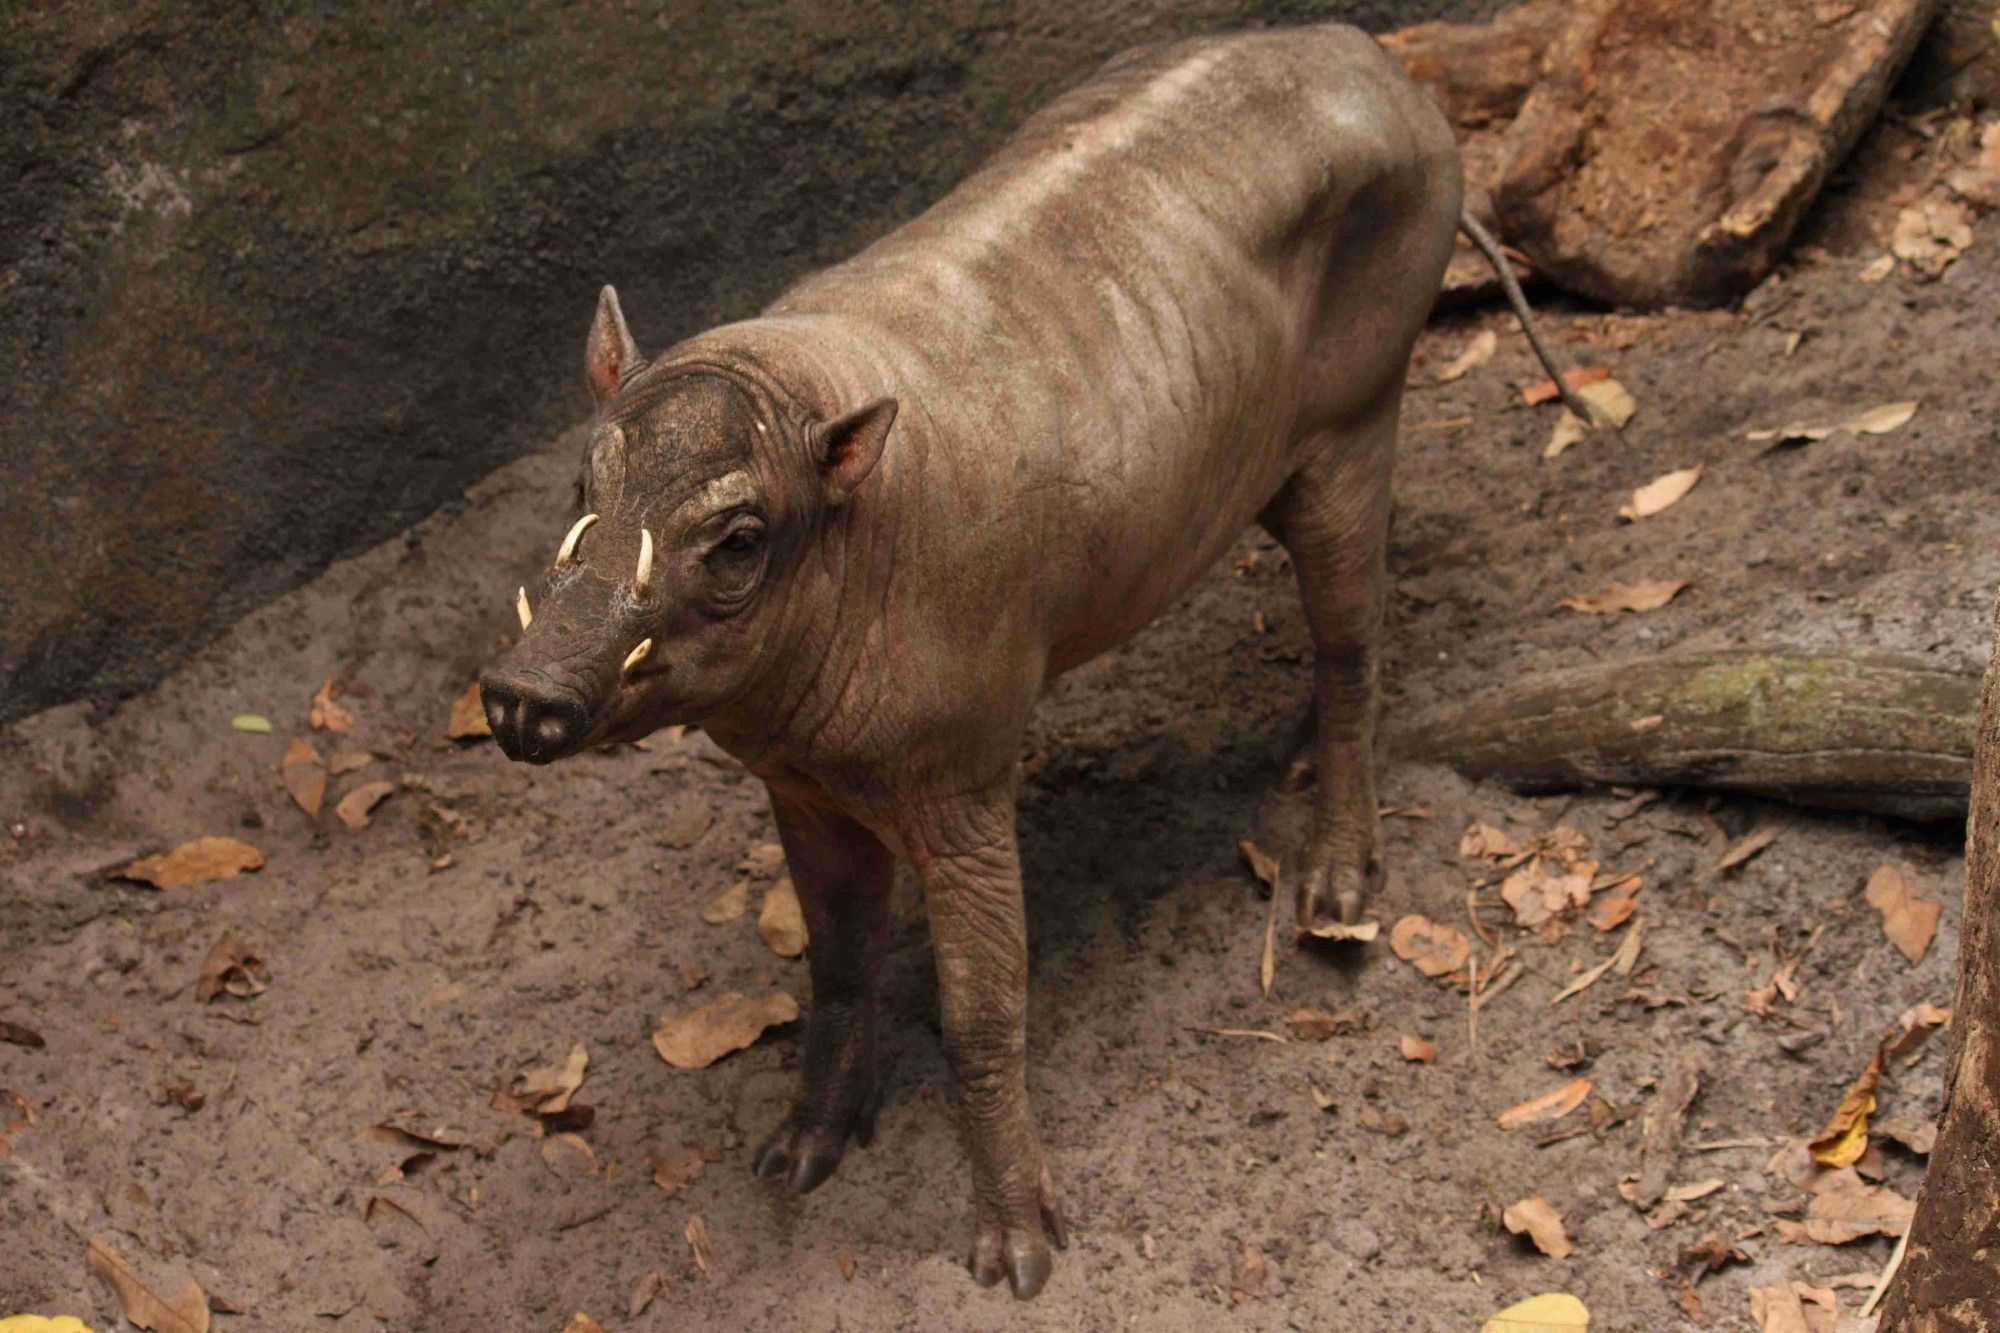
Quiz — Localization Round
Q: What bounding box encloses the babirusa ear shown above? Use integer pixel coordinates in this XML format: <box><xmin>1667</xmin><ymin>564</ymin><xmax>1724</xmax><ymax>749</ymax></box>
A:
<box><xmin>812</xmin><ymin>397</ymin><xmax>897</xmax><ymax>502</ymax></box>
<box><xmin>585</xmin><ymin>285</ymin><xmax>643</xmax><ymax>407</ymax></box>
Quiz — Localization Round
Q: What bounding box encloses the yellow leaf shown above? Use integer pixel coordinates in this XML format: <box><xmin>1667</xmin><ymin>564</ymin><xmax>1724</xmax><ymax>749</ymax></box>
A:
<box><xmin>1618</xmin><ymin>465</ymin><xmax>1702</xmax><ymax>521</ymax></box>
<box><xmin>1436</xmin><ymin>328</ymin><xmax>1497</xmax><ymax>384</ymax></box>
<box><xmin>228</xmin><ymin>714</ymin><xmax>272</xmax><ymax>734</ymax></box>
<box><xmin>1481</xmin><ymin>1291</ymin><xmax>1590</xmax><ymax>1331</ymax></box>
<box><xmin>653</xmin><ymin>992</ymin><xmax>799</xmax><ymax>1069</ymax></box>
<box><xmin>1543</xmin><ymin>378</ymin><xmax>1637</xmax><ymax>459</ymax></box>
<box><xmin>0</xmin><ymin>1320</ymin><xmax>98</xmax><ymax>1333</ymax></box>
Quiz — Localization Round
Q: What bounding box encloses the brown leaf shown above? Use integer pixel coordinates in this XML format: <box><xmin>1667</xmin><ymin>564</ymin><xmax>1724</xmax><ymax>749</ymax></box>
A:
<box><xmin>1389</xmin><ymin>914</ymin><xmax>1471</xmax><ymax>980</ymax></box>
<box><xmin>1520</xmin><ymin>365</ymin><xmax>1612</xmax><ymax>405</ymax></box>
<box><xmin>1891</xmin><ymin>199</ymin><xmax>1973</xmax><ymax>277</ymax></box>
<box><xmin>445</xmin><ymin>682</ymin><xmax>492</xmax><ymax>741</ymax></box>
<box><xmin>1459</xmin><ymin>821</ymin><xmax>1526</xmax><ymax>860</ymax></box>
<box><xmin>328</xmin><ymin>749</ymin><xmax>375</xmax><ymax>775</ymax></box>
<box><xmin>1501</xmin><ymin>857</ymin><xmax>1597</xmax><ymax>935</ymax></box>
<box><xmin>1749</xmin><ymin>1281</ymin><xmax>1838</xmax><ymax>1333</ymax></box>
<box><xmin>334</xmin><ymin>780</ymin><xmax>396</xmax><ymax>830</ymax></box>
<box><xmin>504</xmin><ymin>1044</ymin><xmax>588</xmax><ymax>1116</ymax></box>
<box><xmin>1282</xmin><ymin>1007</ymin><xmax>1364</xmax><ymax>1041</ymax></box>
<box><xmin>1709</xmin><ymin>825</ymin><xmax>1778</xmax><ymax>876</ymax></box>
<box><xmin>1875</xmin><ymin>1116</ymin><xmax>1936</xmax><ymax>1156</ymax></box>
<box><xmin>1587</xmin><ymin>874</ymin><xmax>1642</xmax><ymax>932</ymax></box>
<box><xmin>737</xmin><ymin>842</ymin><xmax>787</xmax><ymax>876</ymax></box>
<box><xmin>1435</xmin><ymin>328</ymin><xmax>1497</xmax><ymax>384</ymax></box>
<box><xmin>702</xmin><ymin>880</ymin><xmax>750</xmax><ymax>925</ymax></box>
<box><xmin>560</xmin><ymin>1314</ymin><xmax>607</xmax><ymax>1333</ymax></box>
<box><xmin>1400</xmin><ymin>1035</ymin><xmax>1438</xmax><ymax>1064</ymax></box>
<box><xmin>115</xmin><ymin>836</ymin><xmax>265</xmax><ymax>890</ymax></box>
<box><xmin>653</xmin><ymin>991</ymin><xmax>799</xmax><ymax>1069</ymax></box>
<box><xmin>1798</xmin><ymin>1176</ymin><xmax>1915</xmax><ymax>1244</ymax></box>
<box><xmin>1544</xmin><ymin>378</ymin><xmax>1637</xmax><ymax>459</ymax></box>
<box><xmin>1499</xmin><ymin>1078</ymin><xmax>1592</xmax><ymax>1130</ymax></box>
<box><xmin>685</xmin><ymin>1214</ymin><xmax>712</xmax><ymax>1274</ymax></box>
<box><xmin>1864</xmin><ymin>862</ymin><xmax>1941</xmax><ymax>964</ymax></box>
<box><xmin>280</xmin><ymin>738</ymin><xmax>327</xmax><ymax>819</ymax></box>
<box><xmin>651</xmin><ymin>1145</ymin><xmax>707</xmax><ymax>1194</ymax></box>
<box><xmin>87</xmin><ymin>1236</ymin><xmax>210</xmax><ymax>1333</ymax></box>
<box><xmin>661</xmin><ymin>804</ymin><xmax>714</xmax><ymax>849</ymax></box>
<box><xmin>308</xmin><ymin>678</ymin><xmax>355</xmax><ymax>734</ymax></box>
<box><xmin>1502</xmin><ymin>1196</ymin><xmax>1573</xmax><ymax>1259</ymax></box>
<box><xmin>1618</xmin><ymin>465</ymin><xmax>1702</xmax><ymax>521</ymax></box>
<box><xmin>628</xmin><ymin>1271</ymin><xmax>665</xmax><ymax>1319</ymax></box>
<box><xmin>195</xmin><ymin>929</ymin><xmax>269</xmax><ymax>1002</ymax></box>
<box><xmin>0</xmin><ymin>1020</ymin><xmax>45</xmax><ymax>1049</ymax></box>
<box><xmin>1238</xmin><ymin>838</ymin><xmax>1279</xmax><ymax>893</ymax></box>
<box><xmin>1747</xmin><ymin>400</ymin><xmax>1920</xmax><ymax>446</ymax></box>
<box><xmin>1229</xmin><ymin>1237</ymin><xmax>1268</xmax><ymax>1302</ymax></box>
<box><xmin>757</xmin><ymin>876</ymin><xmax>809</xmax><ymax>958</ymax></box>
<box><xmin>837</xmin><ymin>1253</ymin><xmax>858</xmax><ymax>1282</ymax></box>
<box><xmin>1558</xmin><ymin>580</ymin><xmax>1688</xmax><ymax>615</ymax></box>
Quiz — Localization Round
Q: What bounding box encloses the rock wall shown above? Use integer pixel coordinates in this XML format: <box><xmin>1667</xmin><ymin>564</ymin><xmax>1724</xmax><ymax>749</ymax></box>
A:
<box><xmin>0</xmin><ymin>0</ymin><xmax>1501</xmax><ymax>726</ymax></box>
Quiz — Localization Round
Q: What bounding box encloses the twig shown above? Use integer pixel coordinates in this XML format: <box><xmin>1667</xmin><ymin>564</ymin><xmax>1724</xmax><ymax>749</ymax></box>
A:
<box><xmin>1194</xmin><ymin>1026</ymin><xmax>1289</xmax><ymax>1044</ymax></box>
<box><xmin>1467</xmin><ymin>952</ymin><xmax>1480</xmax><ymax>1060</ymax></box>
<box><xmin>1859</xmin><ymin>1225</ymin><xmax>1911</xmax><ymax>1318</ymax></box>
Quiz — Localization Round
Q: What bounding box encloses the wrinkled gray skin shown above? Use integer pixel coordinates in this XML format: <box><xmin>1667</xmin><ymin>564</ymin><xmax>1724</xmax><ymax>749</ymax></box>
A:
<box><xmin>480</xmin><ymin>25</ymin><xmax>1459</xmax><ymax>1299</ymax></box>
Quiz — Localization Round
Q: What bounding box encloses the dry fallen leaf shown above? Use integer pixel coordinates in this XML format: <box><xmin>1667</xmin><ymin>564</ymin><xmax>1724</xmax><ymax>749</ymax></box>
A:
<box><xmin>1618</xmin><ymin>465</ymin><xmax>1702</xmax><ymax>521</ymax></box>
<box><xmin>1283</xmin><ymin>1008</ymin><xmax>1364</xmax><ymax>1041</ymax></box>
<box><xmin>499</xmin><ymin>1043</ymin><xmax>588</xmax><ymax>1118</ymax></box>
<box><xmin>1480</xmin><ymin>1291</ymin><xmax>1590</xmax><ymax>1332</ymax></box>
<box><xmin>1521</xmin><ymin>365</ymin><xmax>1612</xmax><ymax>406</ymax></box>
<box><xmin>1544</xmin><ymin>378</ymin><xmax>1637</xmax><ymax>459</ymax></box>
<box><xmin>1747</xmin><ymin>400</ymin><xmax>1919</xmax><ymax>446</ymax></box>
<box><xmin>757</xmin><ymin>876</ymin><xmax>809</xmax><ymax>958</ymax></box>
<box><xmin>1557</xmin><ymin>580</ymin><xmax>1688</xmax><ymax>615</ymax></box>
<box><xmin>1587</xmin><ymin>874</ymin><xmax>1642</xmax><ymax>932</ymax></box>
<box><xmin>114</xmin><ymin>837</ymin><xmax>264</xmax><ymax>890</ymax></box>
<box><xmin>702</xmin><ymin>880</ymin><xmax>750</xmax><ymax>925</ymax></box>
<box><xmin>328</xmin><ymin>749</ymin><xmax>375</xmax><ymax>775</ymax></box>
<box><xmin>1810</xmin><ymin>1005</ymin><xmax>1951</xmax><ymax>1168</ymax></box>
<box><xmin>1503</xmin><ymin>1197</ymin><xmax>1573</xmax><ymax>1259</ymax></box>
<box><xmin>628</xmin><ymin>1270</ymin><xmax>665</xmax><ymax>1319</ymax></box>
<box><xmin>87</xmin><ymin>1237</ymin><xmax>209</xmax><ymax>1333</ymax></box>
<box><xmin>653</xmin><ymin>991</ymin><xmax>800</xmax><ymax>1069</ymax></box>
<box><xmin>1389</xmin><ymin>914</ymin><xmax>1471</xmax><ymax>980</ymax></box>
<box><xmin>838</xmin><ymin>1253</ymin><xmax>858</xmax><ymax>1281</ymax></box>
<box><xmin>1501</xmin><ymin>858</ymin><xmax>1597</xmax><ymax>936</ymax></box>
<box><xmin>1239</xmin><ymin>839</ymin><xmax>1279</xmax><ymax>893</ymax></box>
<box><xmin>280</xmin><ymin>738</ymin><xmax>326</xmax><ymax>819</ymax></box>
<box><xmin>1436</xmin><ymin>328</ymin><xmax>1497</xmax><ymax>383</ymax></box>
<box><xmin>229</xmin><ymin>713</ymin><xmax>272</xmax><ymax>734</ymax></box>
<box><xmin>685</xmin><ymin>1214</ymin><xmax>712</xmax><ymax>1274</ymax></box>
<box><xmin>1460</xmin><ymin>821</ymin><xmax>1526</xmax><ymax>860</ymax></box>
<box><xmin>1858</xmin><ymin>252</ymin><xmax>1896</xmax><ymax>282</ymax></box>
<box><xmin>445</xmin><ymin>682</ymin><xmax>492</xmax><ymax>741</ymax></box>
<box><xmin>195</xmin><ymin>929</ymin><xmax>269</xmax><ymax>1003</ymax></box>
<box><xmin>1796</xmin><ymin>1175</ymin><xmax>1915</xmax><ymax>1244</ymax></box>
<box><xmin>1228</xmin><ymin>1237</ymin><xmax>1268</xmax><ymax>1303</ymax></box>
<box><xmin>559</xmin><ymin>1314</ymin><xmax>607</xmax><ymax>1333</ymax></box>
<box><xmin>1297</xmin><ymin>918</ymin><xmax>1380</xmax><ymax>943</ymax></box>
<box><xmin>738</xmin><ymin>842</ymin><xmax>787</xmax><ymax>876</ymax></box>
<box><xmin>334</xmin><ymin>780</ymin><xmax>396</xmax><ymax>830</ymax></box>
<box><xmin>308</xmin><ymin>678</ymin><xmax>355</xmax><ymax>734</ymax></box>
<box><xmin>1710</xmin><ymin>826</ymin><xmax>1778</xmax><ymax>876</ymax></box>
<box><xmin>1749</xmin><ymin>1280</ymin><xmax>1838</xmax><ymax>1333</ymax></box>
<box><xmin>1891</xmin><ymin>199</ymin><xmax>1974</xmax><ymax>277</ymax></box>
<box><xmin>1875</xmin><ymin>1115</ymin><xmax>1936</xmax><ymax>1156</ymax></box>
<box><xmin>1400</xmin><ymin>1035</ymin><xmax>1437</xmax><ymax>1064</ymax></box>
<box><xmin>1499</xmin><ymin>1078</ymin><xmax>1592</xmax><ymax>1131</ymax></box>
<box><xmin>1864</xmin><ymin>862</ymin><xmax>1942</xmax><ymax>965</ymax></box>
<box><xmin>1549</xmin><ymin>920</ymin><xmax>1643</xmax><ymax>1005</ymax></box>
<box><xmin>651</xmin><ymin>1145</ymin><xmax>708</xmax><ymax>1194</ymax></box>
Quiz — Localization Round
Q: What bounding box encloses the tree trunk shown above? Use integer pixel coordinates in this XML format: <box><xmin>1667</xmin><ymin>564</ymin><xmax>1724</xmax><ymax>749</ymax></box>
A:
<box><xmin>1880</xmin><ymin>601</ymin><xmax>2000</xmax><ymax>1328</ymax></box>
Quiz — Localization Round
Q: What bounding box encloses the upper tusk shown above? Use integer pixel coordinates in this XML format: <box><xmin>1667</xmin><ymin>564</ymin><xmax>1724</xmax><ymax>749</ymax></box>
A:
<box><xmin>556</xmin><ymin>513</ymin><xmax>598</xmax><ymax>565</ymax></box>
<box><xmin>621</xmin><ymin>638</ymin><xmax>653</xmax><ymax>674</ymax></box>
<box><xmin>634</xmin><ymin>528</ymin><xmax>654</xmax><ymax>597</ymax></box>
<box><xmin>516</xmin><ymin>586</ymin><xmax>533</xmax><ymax>630</ymax></box>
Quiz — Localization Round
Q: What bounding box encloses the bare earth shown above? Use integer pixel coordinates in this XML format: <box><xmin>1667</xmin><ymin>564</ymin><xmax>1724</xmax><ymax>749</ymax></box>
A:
<box><xmin>3</xmin><ymin>112</ymin><xmax>1996</xmax><ymax>1331</ymax></box>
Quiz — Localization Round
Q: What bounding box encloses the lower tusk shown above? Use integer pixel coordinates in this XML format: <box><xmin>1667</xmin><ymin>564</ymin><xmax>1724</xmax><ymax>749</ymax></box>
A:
<box><xmin>516</xmin><ymin>587</ymin><xmax>532</xmax><ymax>630</ymax></box>
<box><xmin>622</xmin><ymin>638</ymin><xmax>653</xmax><ymax>674</ymax></box>
<box><xmin>556</xmin><ymin>512</ymin><xmax>598</xmax><ymax>565</ymax></box>
<box><xmin>634</xmin><ymin>528</ymin><xmax>654</xmax><ymax>597</ymax></box>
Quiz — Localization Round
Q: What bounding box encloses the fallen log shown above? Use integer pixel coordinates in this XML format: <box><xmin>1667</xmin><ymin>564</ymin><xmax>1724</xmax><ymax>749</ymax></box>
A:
<box><xmin>1492</xmin><ymin>0</ymin><xmax>1940</xmax><ymax>308</ymax></box>
<box><xmin>1391</xmin><ymin>651</ymin><xmax>1978</xmax><ymax>821</ymax></box>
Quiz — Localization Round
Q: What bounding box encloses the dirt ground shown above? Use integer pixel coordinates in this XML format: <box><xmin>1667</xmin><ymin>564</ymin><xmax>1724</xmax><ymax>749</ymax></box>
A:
<box><xmin>4</xmin><ymin>101</ymin><xmax>1998</xmax><ymax>1332</ymax></box>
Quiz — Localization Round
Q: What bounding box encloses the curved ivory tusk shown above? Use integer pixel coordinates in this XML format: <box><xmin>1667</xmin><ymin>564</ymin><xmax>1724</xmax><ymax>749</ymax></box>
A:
<box><xmin>634</xmin><ymin>528</ymin><xmax>654</xmax><ymax>597</ymax></box>
<box><xmin>556</xmin><ymin>513</ymin><xmax>598</xmax><ymax>565</ymax></box>
<box><xmin>515</xmin><ymin>587</ymin><xmax>533</xmax><ymax>630</ymax></box>
<box><xmin>621</xmin><ymin>638</ymin><xmax>653</xmax><ymax>674</ymax></box>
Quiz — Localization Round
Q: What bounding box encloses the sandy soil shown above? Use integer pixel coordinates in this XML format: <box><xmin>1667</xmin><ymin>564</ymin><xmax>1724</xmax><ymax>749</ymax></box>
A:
<box><xmin>3</xmin><ymin>105</ymin><xmax>1997</xmax><ymax>1332</ymax></box>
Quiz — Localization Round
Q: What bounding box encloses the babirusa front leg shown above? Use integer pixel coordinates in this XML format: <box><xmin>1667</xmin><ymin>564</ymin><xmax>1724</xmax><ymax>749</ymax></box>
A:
<box><xmin>907</xmin><ymin>785</ymin><xmax>1067</xmax><ymax>1299</ymax></box>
